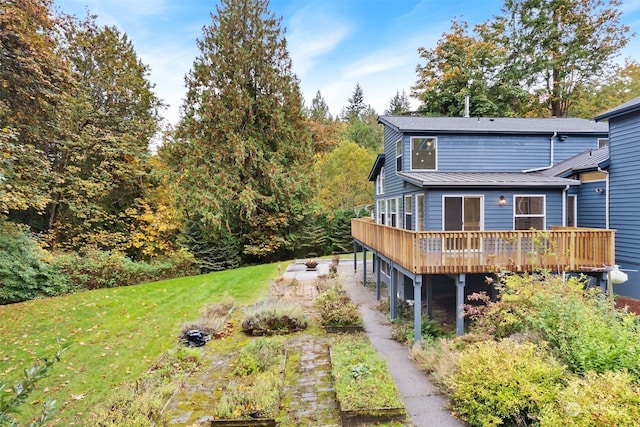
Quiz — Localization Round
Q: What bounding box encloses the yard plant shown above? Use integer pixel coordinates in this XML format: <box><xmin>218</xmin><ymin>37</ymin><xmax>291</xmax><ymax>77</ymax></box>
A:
<box><xmin>330</xmin><ymin>334</ymin><xmax>403</xmax><ymax>412</ymax></box>
<box><xmin>413</xmin><ymin>272</ymin><xmax>640</xmax><ymax>426</ymax></box>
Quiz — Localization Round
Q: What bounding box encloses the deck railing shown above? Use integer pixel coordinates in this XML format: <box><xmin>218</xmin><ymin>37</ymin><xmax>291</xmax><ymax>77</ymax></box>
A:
<box><xmin>352</xmin><ymin>218</ymin><xmax>615</xmax><ymax>274</ymax></box>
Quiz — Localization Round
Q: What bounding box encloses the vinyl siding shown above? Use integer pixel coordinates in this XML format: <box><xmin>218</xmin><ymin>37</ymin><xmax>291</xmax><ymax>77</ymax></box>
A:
<box><xmin>400</xmin><ymin>133</ymin><xmax>604</xmax><ymax>172</ymax></box>
<box><xmin>577</xmin><ymin>181</ymin><xmax>607</xmax><ymax>228</ymax></box>
<box><xmin>424</xmin><ymin>189</ymin><xmax>563</xmax><ymax>231</ymax></box>
<box><xmin>608</xmin><ymin>112</ymin><xmax>640</xmax><ymax>298</ymax></box>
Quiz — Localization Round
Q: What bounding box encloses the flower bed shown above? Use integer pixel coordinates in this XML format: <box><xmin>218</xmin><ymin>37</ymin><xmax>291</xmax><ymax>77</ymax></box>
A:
<box><xmin>330</xmin><ymin>335</ymin><xmax>406</xmax><ymax>426</ymax></box>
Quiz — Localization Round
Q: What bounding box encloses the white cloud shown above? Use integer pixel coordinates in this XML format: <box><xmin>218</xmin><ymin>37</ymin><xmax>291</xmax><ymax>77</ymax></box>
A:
<box><xmin>286</xmin><ymin>6</ymin><xmax>351</xmax><ymax>76</ymax></box>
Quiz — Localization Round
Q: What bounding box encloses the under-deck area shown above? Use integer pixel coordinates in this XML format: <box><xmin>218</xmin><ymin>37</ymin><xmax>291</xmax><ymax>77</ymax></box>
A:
<box><xmin>351</xmin><ymin>218</ymin><xmax>616</xmax><ymax>339</ymax></box>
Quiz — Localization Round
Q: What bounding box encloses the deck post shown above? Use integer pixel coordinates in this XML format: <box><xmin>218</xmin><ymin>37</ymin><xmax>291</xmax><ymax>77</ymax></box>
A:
<box><xmin>376</xmin><ymin>255</ymin><xmax>381</xmax><ymax>301</ymax></box>
<box><xmin>362</xmin><ymin>248</ymin><xmax>367</xmax><ymax>286</ymax></box>
<box><xmin>425</xmin><ymin>274</ymin><xmax>432</xmax><ymax>319</ymax></box>
<box><xmin>456</xmin><ymin>274</ymin><xmax>466</xmax><ymax>336</ymax></box>
<box><xmin>414</xmin><ymin>275</ymin><xmax>423</xmax><ymax>344</ymax></box>
<box><xmin>390</xmin><ymin>265</ymin><xmax>398</xmax><ymax>320</ymax></box>
<box><xmin>353</xmin><ymin>241</ymin><xmax>357</xmax><ymax>272</ymax></box>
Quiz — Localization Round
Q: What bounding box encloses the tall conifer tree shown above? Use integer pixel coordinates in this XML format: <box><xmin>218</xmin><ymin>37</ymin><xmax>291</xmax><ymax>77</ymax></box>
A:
<box><xmin>174</xmin><ymin>0</ymin><xmax>314</xmax><ymax>262</ymax></box>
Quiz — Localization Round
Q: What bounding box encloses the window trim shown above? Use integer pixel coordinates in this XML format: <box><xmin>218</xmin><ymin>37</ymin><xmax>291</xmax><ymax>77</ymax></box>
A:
<box><xmin>376</xmin><ymin>166</ymin><xmax>385</xmax><ymax>195</ymax></box>
<box><xmin>513</xmin><ymin>195</ymin><xmax>546</xmax><ymax>230</ymax></box>
<box><xmin>396</xmin><ymin>139</ymin><xmax>403</xmax><ymax>172</ymax></box>
<box><xmin>404</xmin><ymin>195</ymin><xmax>413</xmax><ymax>230</ymax></box>
<box><xmin>410</xmin><ymin>136</ymin><xmax>437</xmax><ymax>171</ymax></box>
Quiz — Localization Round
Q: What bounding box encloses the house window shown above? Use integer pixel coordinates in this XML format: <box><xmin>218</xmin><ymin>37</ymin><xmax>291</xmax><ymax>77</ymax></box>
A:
<box><xmin>514</xmin><ymin>196</ymin><xmax>545</xmax><ymax>230</ymax></box>
<box><xmin>389</xmin><ymin>198</ymin><xmax>397</xmax><ymax>227</ymax></box>
<box><xmin>376</xmin><ymin>166</ymin><xmax>385</xmax><ymax>194</ymax></box>
<box><xmin>416</xmin><ymin>194</ymin><xmax>425</xmax><ymax>231</ymax></box>
<box><xmin>404</xmin><ymin>195</ymin><xmax>413</xmax><ymax>230</ymax></box>
<box><xmin>598</xmin><ymin>138</ymin><xmax>609</xmax><ymax>148</ymax></box>
<box><xmin>377</xmin><ymin>199</ymin><xmax>386</xmax><ymax>225</ymax></box>
<box><xmin>411</xmin><ymin>137</ymin><xmax>436</xmax><ymax>170</ymax></box>
<box><xmin>396</xmin><ymin>139</ymin><xmax>403</xmax><ymax>172</ymax></box>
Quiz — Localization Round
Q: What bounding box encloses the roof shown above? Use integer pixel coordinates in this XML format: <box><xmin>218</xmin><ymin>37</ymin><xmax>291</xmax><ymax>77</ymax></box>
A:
<box><xmin>368</xmin><ymin>154</ymin><xmax>385</xmax><ymax>181</ymax></box>
<box><xmin>595</xmin><ymin>96</ymin><xmax>640</xmax><ymax>121</ymax></box>
<box><xmin>542</xmin><ymin>147</ymin><xmax>609</xmax><ymax>178</ymax></box>
<box><xmin>378</xmin><ymin>116</ymin><xmax>608</xmax><ymax>134</ymax></box>
<box><xmin>398</xmin><ymin>171</ymin><xmax>580</xmax><ymax>188</ymax></box>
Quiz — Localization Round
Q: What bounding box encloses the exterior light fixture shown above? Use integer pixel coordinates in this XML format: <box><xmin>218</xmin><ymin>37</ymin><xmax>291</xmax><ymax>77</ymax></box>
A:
<box><xmin>498</xmin><ymin>195</ymin><xmax>506</xmax><ymax>206</ymax></box>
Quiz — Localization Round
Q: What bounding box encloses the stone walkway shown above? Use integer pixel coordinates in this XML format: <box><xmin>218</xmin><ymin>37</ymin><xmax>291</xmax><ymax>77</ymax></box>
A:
<box><xmin>163</xmin><ymin>259</ymin><xmax>466</xmax><ymax>426</ymax></box>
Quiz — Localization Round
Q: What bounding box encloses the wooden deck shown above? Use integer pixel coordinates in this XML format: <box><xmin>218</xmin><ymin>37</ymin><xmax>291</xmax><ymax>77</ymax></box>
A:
<box><xmin>352</xmin><ymin>218</ymin><xmax>615</xmax><ymax>275</ymax></box>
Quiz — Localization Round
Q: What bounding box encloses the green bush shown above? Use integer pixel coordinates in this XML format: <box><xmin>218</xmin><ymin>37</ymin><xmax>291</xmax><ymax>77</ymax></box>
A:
<box><xmin>0</xmin><ymin>220</ymin><xmax>70</xmax><ymax>304</ymax></box>
<box><xmin>314</xmin><ymin>283</ymin><xmax>363</xmax><ymax>327</ymax></box>
<box><xmin>51</xmin><ymin>249</ymin><xmax>197</xmax><ymax>290</ymax></box>
<box><xmin>448</xmin><ymin>339</ymin><xmax>566</xmax><ymax>427</ymax></box>
<box><xmin>469</xmin><ymin>273</ymin><xmax>640</xmax><ymax>380</ymax></box>
<box><xmin>234</xmin><ymin>336</ymin><xmax>286</xmax><ymax>376</ymax></box>
<box><xmin>540</xmin><ymin>371</ymin><xmax>640</xmax><ymax>427</ymax></box>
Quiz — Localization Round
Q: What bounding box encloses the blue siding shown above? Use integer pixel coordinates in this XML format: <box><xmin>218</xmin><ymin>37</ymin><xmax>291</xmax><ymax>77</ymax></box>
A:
<box><xmin>424</xmin><ymin>189</ymin><xmax>564</xmax><ymax>231</ymax></box>
<box><xmin>608</xmin><ymin>113</ymin><xmax>640</xmax><ymax>298</ymax></box>
<box><xmin>401</xmin><ymin>133</ymin><xmax>604</xmax><ymax>172</ymax></box>
<box><xmin>576</xmin><ymin>182</ymin><xmax>607</xmax><ymax>228</ymax></box>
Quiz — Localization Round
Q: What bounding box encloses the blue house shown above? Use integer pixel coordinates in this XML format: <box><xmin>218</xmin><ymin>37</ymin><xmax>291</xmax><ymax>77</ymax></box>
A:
<box><xmin>594</xmin><ymin>96</ymin><xmax>640</xmax><ymax>299</ymax></box>
<box><xmin>352</xmin><ymin>116</ymin><xmax>616</xmax><ymax>340</ymax></box>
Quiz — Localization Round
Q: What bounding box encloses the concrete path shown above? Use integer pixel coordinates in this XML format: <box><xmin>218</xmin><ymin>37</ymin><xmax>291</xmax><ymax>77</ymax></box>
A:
<box><xmin>340</xmin><ymin>263</ymin><xmax>467</xmax><ymax>427</ymax></box>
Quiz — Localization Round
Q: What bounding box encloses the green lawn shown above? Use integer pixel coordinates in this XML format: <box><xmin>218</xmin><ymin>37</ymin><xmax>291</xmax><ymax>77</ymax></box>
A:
<box><xmin>0</xmin><ymin>263</ymin><xmax>276</xmax><ymax>425</ymax></box>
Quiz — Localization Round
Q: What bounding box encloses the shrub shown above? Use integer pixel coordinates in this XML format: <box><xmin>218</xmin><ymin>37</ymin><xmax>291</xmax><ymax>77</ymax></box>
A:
<box><xmin>539</xmin><ymin>371</ymin><xmax>640</xmax><ymax>427</ymax></box>
<box><xmin>0</xmin><ymin>220</ymin><xmax>69</xmax><ymax>304</ymax></box>
<box><xmin>448</xmin><ymin>339</ymin><xmax>566</xmax><ymax>427</ymax></box>
<box><xmin>51</xmin><ymin>248</ymin><xmax>197</xmax><ymax>290</ymax></box>
<box><xmin>0</xmin><ymin>344</ymin><xmax>68</xmax><ymax>426</ymax></box>
<box><xmin>234</xmin><ymin>336</ymin><xmax>286</xmax><ymax>376</ymax></box>
<box><xmin>410</xmin><ymin>338</ymin><xmax>461</xmax><ymax>388</ymax></box>
<box><xmin>314</xmin><ymin>283</ymin><xmax>363</xmax><ymax>327</ymax></box>
<box><xmin>241</xmin><ymin>299</ymin><xmax>308</xmax><ymax>335</ymax></box>
<box><xmin>179</xmin><ymin>297</ymin><xmax>236</xmax><ymax>342</ymax></box>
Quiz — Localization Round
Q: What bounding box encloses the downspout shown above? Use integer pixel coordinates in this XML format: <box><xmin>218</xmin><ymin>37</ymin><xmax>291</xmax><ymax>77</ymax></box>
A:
<box><xmin>550</xmin><ymin>131</ymin><xmax>556</xmax><ymax>167</ymax></box>
<box><xmin>562</xmin><ymin>185</ymin><xmax>569</xmax><ymax>226</ymax></box>
<box><xmin>599</xmin><ymin>166</ymin><xmax>610</xmax><ymax>229</ymax></box>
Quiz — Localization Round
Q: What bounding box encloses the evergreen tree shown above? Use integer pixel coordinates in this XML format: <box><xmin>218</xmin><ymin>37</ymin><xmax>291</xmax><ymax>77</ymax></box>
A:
<box><xmin>385</xmin><ymin>90</ymin><xmax>411</xmax><ymax>115</ymax></box>
<box><xmin>307</xmin><ymin>90</ymin><xmax>332</xmax><ymax>123</ymax></box>
<box><xmin>343</xmin><ymin>83</ymin><xmax>366</xmax><ymax>121</ymax></box>
<box><xmin>173</xmin><ymin>0</ymin><xmax>315</xmax><ymax>263</ymax></box>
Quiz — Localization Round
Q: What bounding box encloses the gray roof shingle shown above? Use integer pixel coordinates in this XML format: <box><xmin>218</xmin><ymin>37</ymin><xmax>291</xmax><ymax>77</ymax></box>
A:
<box><xmin>541</xmin><ymin>147</ymin><xmax>609</xmax><ymax>178</ymax></box>
<box><xmin>378</xmin><ymin>116</ymin><xmax>608</xmax><ymax>134</ymax></box>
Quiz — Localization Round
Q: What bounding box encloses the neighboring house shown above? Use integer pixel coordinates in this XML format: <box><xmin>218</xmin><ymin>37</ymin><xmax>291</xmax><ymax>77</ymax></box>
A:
<box><xmin>595</xmin><ymin>96</ymin><xmax>640</xmax><ymax>300</ymax></box>
<box><xmin>352</xmin><ymin>116</ymin><xmax>615</xmax><ymax>341</ymax></box>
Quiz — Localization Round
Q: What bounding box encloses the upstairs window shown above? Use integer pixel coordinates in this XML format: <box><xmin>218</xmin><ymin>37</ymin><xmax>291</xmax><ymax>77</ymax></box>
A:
<box><xmin>411</xmin><ymin>137</ymin><xmax>436</xmax><ymax>170</ymax></box>
<box><xmin>598</xmin><ymin>138</ymin><xmax>609</xmax><ymax>148</ymax></box>
<box><xmin>396</xmin><ymin>139</ymin><xmax>403</xmax><ymax>172</ymax></box>
<box><xmin>376</xmin><ymin>166</ymin><xmax>385</xmax><ymax>195</ymax></box>
<box><xmin>514</xmin><ymin>196</ymin><xmax>545</xmax><ymax>230</ymax></box>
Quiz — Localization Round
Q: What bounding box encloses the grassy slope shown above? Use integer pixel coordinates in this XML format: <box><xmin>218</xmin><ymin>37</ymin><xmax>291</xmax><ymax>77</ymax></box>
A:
<box><xmin>0</xmin><ymin>263</ymin><xmax>276</xmax><ymax>425</ymax></box>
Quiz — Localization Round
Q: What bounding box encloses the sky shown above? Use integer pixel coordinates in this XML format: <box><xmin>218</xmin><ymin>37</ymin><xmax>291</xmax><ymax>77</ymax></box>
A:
<box><xmin>53</xmin><ymin>0</ymin><xmax>640</xmax><ymax>127</ymax></box>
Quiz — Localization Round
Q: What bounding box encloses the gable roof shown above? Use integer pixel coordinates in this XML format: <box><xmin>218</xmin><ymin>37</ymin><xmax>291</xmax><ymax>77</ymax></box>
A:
<box><xmin>368</xmin><ymin>154</ymin><xmax>385</xmax><ymax>181</ymax></box>
<box><xmin>541</xmin><ymin>147</ymin><xmax>609</xmax><ymax>178</ymax></box>
<box><xmin>398</xmin><ymin>171</ymin><xmax>579</xmax><ymax>188</ymax></box>
<box><xmin>378</xmin><ymin>116</ymin><xmax>608</xmax><ymax>134</ymax></box>
<box><xmin>595</xmin><ymin>96</ymin><xmax>640</xmax><ymax>121</ymax></box>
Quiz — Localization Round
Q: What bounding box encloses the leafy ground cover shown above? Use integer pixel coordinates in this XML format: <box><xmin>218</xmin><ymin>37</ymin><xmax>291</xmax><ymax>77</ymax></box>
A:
<box><xmin>0</xmin><ymin>264</ymin><xmax>276</xmax><ymax>425</ymax></box>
